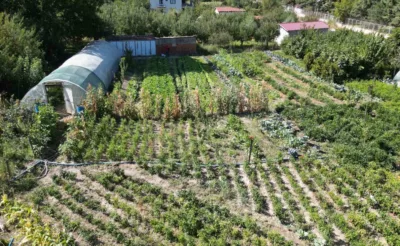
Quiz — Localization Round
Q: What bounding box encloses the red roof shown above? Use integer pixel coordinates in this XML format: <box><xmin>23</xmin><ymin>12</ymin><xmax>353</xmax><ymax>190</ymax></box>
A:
<box><xmin>279</xmin><ymin>21</ymin><xmax>329</xmax><ymax>32</ymax></box>
<box><xmin>216</xmin><ymin>6</ymin><xmax>245</xmax><ymax>12</ymax></box>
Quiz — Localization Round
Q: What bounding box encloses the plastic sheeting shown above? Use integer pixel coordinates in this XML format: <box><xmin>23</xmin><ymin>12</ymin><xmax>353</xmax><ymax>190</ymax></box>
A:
<box><xmin>22</xmin><ymin>40</ymin><xmax>123</xmax><ymax>114</ymax></box>
<box><xmin>394</xmin><ymin>71</ymin><xmax>400</xmax><ymax>82</ymax></box>
<box><xmin>61</xmin><ymin>41</ymin><xmax>123</xmax><ymax>89</ymax></box>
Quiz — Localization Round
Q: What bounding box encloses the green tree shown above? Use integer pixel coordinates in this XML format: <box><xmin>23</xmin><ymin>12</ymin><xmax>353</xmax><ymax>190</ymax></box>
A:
<box><xmin>150</xmin><ymin>10</ymin><xmax>176</xmax><ymax>37</ymax></box>
<box><xmin>0</xmin><ymin>12</ymin><xmax>44</xmax><ymax>97</ymax></box>
<box><xmin>228</xmin><ymin>14</ymin><xmax>256</xmax><ymax>47</ymax></box>
<box><xmin>99</xmin><ymin>1</ymin><xmax>150</xmax><ymax>35</ymax></box>
<box><xmin>175</xmin><ymin>9</ymin><xmax>197</xmax><ymax>36</ymax></box>
<box><xmin>28</xmin><ymin>105</ymin><xmax>58</xmax><ymax>158</ymax></box>
<box><xmin>209</xmin><ymin>32</ymin><xmax>233</xmax><ymax>46</ymax></box>
<box><xmin>334</xmin><ymin>0</ymin><xmax>355</xmax><ymax>22</ymax></box>
<box><xmin>237</xmin><ymin>14</ymin><xmax>257</xmax><ymax>47</ymax></box>
<box><xmin>255</xmin><ymin>18</ymin><xmax>279</xmax><ymax>48</ymax></box>
<box><xmin>2</xmin><ymin>0</ymin><xmax>105</xmax><ymax>64</ymax></box>
<box><xmin>388</xmin><ymin>28</ymin><xmax>400</xmax><ymax>76</ymax></box>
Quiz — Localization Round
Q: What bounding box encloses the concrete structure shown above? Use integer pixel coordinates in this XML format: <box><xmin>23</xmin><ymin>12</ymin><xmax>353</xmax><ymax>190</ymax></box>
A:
<box><xmin>215</xmin><ymin>6</ymin><xmax>245</xmax><ymax>14</ymax></box>
<box><xmin>156</xmin><ymin>36</ymin><xmax>196</xmax><ymax>55</ymax></box>
<box><xmin>22</xmin><ymin>41</ymin><xmax>123</xmax><ymax>114</ymax></box>
<box><xmin>276</xmin><ymin>21</ymin><xmax>329</xmax><ymax>45</ymax></box>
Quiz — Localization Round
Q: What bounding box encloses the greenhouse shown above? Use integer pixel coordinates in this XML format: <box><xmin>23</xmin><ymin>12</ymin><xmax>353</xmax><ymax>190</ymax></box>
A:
<box><xmin>22</xmin><ymin>40</ymin><xmax>123</xmax><ymax>114</ymax></box>
<box><xmin>394</xmin><ymin>71</ymin><xmax>400</xmax><ymax>84</ymax></box>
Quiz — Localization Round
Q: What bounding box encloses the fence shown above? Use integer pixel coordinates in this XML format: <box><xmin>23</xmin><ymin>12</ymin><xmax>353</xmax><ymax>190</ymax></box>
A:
<box><xmin>344</xmin><ymin>18</ymin><xmax>394</xmax><ymax>35</ymax></box>
<box><xmin>287</xmin><ymin>6</ymin><xmax>394</xmax><ymax>35</ymax></box>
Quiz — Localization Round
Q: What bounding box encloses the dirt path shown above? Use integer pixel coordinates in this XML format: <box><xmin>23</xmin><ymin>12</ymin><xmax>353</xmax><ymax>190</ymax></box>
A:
<box><xmin>229</xmin><ymin>168</ymin><xmax>244</xmax><ymax>207</ymax></box>
<box><xmin>269</xmin><ymin>63</ymin><xmax>345</xmax><ymax>105</ymax></box>
<box><xmin>264</xmin><ymin>64</ymin><xmax>325</xmax><ymax>106</ymax></box>
<box><xmin>285</xmin><ymin>162</ymin><xmax>347</xmax><ymax>244</ymax></box>
<box><xmin>237</xmin><ymin>166</ymin><xmax>255</xmax><ymax>212</ymax></box>
<box><xmin>240</xmin><ymin>117</ymin><xmax>280</xmax><ymax>157</ymax></box>
<box><xmin>73</xmin><ymin>169</ymin><xmax>171</xmax><ymax>245</ymax></box>
<box><xmin>47</xmin><ymin>196</ymin><xmax>118</xmax><ymax>245</ymax></box>
<box><xmin>38</xmin><ymin>208</ymin><xmax>88</xmax><ymax>246</ymax></box>
<box><xmin>119</xmin><ymin>164</ymin><xmax>307</xmax><ymax>245</ymax></box>
<box><xmin>256</xmin><ymin>170</ymin><xmax>274</xmax><ymax>216</ymax></box>
<box><xmin>275</xmin><ymin>164</ymin><xmax>324</xmax><ymax>240</ymax></box>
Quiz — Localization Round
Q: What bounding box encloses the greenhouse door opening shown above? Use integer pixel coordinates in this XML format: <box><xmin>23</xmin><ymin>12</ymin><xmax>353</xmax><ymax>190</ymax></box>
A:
<box><xmin>45</xmin><ymin>84</ymin><xmax>67</xmax><ymax>114</ymax></box>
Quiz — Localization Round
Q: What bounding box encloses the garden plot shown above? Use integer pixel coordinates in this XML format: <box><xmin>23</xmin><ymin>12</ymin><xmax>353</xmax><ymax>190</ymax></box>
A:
<box><xmin>124</xmin><ymin>56</ymin><xmax>269</xmax><ymax>120</ymax></box>
<box><xmin>5</xmin><ymin>50</ymin><xmax>400</xmax><ymax>246</ymax></box>
<box><xmin>6</xmin><ymin>111</ymin><xmax>400</xmax><ymax>246</ymax></box>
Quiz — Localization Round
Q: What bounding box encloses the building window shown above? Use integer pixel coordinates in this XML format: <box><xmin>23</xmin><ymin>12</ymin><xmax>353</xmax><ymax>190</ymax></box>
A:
<box><xmin>170</xmin><ymin>0</ymin><xmax>176</xmax><ymax>3</ymax></box>
<box><xmin>159</xmin><ymin>0</ymin><xmax>163</xmax><ymax>5</ymax></box>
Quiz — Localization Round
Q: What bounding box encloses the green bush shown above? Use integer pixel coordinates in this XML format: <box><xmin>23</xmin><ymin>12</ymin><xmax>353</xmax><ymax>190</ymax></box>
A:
<box><xmin>282</xmin><ymin>29</ymin><xmax>394</xmax><ymax>83</ymax></box>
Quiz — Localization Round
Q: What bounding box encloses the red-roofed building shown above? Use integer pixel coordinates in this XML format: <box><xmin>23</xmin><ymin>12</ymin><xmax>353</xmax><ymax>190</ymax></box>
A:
<box><xmin>215</xmin><ymin>6</ymin><xmax>245</xmax><ymax>14</ymax></box>
<box><xmin>276</xmin><ymin>21</ymin><xmax>329</xmax><ymax>45</ymax></box>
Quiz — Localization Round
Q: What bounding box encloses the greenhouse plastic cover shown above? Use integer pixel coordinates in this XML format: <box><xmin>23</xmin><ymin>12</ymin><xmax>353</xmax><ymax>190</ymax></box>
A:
<box><xmin>59</xmin><ymin>40</ymin><xmax>123</xmax><ymax>89</ymax></box>
<box><xmin>22</xmin><ymin>40</ymin><xmax>123</xmax><ymax>105</ymax></box>
<box><xmin>394</xmin><ymin>71</ymin><xmax>400</xmax><ymax>82</ymax></box>
<box><xmin>39</xmin><ymin>65</ymin><xmax>105</xmax><ymax>91</ymax></box>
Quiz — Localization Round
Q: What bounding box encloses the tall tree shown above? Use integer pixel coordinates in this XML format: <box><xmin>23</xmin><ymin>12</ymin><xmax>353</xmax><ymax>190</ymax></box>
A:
<box><xmin>255</xmin><ymin>18</ymin><xmax>279</xmax><ymax>49</ymax></box>
<box><xmin>334</xmin><ymin>0</ymin><xmax>355</xmax><ymax>22</ymax></box>
<box><xmin>228</xmin><ymin>14</ymin><xmax>257</xmax><ymax>47</ymax></box>
<box><xmin>99</xmin><ymin>0</ymin><xmax>150</xmax><ymax>36</ymax></box>
<box><xmin>2</xmin><ymin>0</ymin><xmax>105</xmax><ymax>65</ymax></box>
<box><xmin>0</xmin><ymin>12</ymin><xmax>44</xmax><ymax>97</ymax></box>
<box><xmin>175</xmin><ymin>9</ymin><xmax>197</xmax><ymax>36</ymax></box>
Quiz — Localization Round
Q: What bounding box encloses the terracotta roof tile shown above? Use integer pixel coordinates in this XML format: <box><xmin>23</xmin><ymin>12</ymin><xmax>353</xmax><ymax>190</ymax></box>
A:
<box><xmin>216</xmin><ymin>6</ymin><xmax>245</xmax><ymax>12</ymax></box>
<box><xmin>279</xmin><ymin>21</ymin><xmax>329</xmax><ymax>32</ymax></box>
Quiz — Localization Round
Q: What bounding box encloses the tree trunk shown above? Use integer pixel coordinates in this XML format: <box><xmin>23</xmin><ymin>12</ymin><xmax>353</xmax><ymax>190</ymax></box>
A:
<box><xmin>5</xmin><ymin>160</ymin><xmax>11</xmax><ymax>180</ymax></box>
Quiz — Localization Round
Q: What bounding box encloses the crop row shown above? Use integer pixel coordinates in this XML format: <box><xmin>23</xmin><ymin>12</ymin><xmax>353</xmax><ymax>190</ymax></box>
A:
<box><xmin>81</xmin><ymin>168</ymin><xmax>291</xmax><ymax>245</ymax></box>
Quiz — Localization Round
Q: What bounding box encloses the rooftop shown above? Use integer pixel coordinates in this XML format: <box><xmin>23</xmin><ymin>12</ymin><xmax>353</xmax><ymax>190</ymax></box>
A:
<box><xmin>215</xmin><ymin>6</ymin><xmax>245</xmax><ymax>13</ymax></box>
<box><xmin>279</xmin><ymin>21</ymin><xmax>329</xmax><ymax>32</ymax></box>
<box><xmin>106</xmin><ymin>35</ymin><xmax>155</xmax><ymax>41</ymax></box>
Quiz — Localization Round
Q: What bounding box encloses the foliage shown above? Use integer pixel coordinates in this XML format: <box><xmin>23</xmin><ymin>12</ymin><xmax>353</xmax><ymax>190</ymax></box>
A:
<box><xmin>0</xmin><ymin>12</ymin><xmax>44</xmax><ymax>97</ymax></box>
<box><xmin>333</xmin><ymin>0</ymin><xmax>354</xmax><ymax>22</ymax></box>
<box><xmin>2</xmin><ymin>0</ymin><xmax>105</xmax><ymax>64</ymax></box>
<box><xmin>282</xmin><ymin>29</ymin><xmax>395</xmax><ymax>83</ymax></box>
<box><xmin>291</xmin><ymin>0</ymin><xmax>400</xmax><ymax>27</ymax></box>
<box><xmin>346</xmin><ymin>80</ymin><xmax>400</xmax><ymax>102</ymax></box>
<box><xmin>28</xmin><ymin>105</ymin><xmax>58</xmax><ymax>158</ymax></box>
<box><xmin>255</xmin><ymin>18</ymin><xmax>279</xmax><ymax>48</ymax></box>
<box><xmin>98</xmin><ymin>1</ymin><xmax>280</xmax><ymax>45</ymax></box>
<box><xmin>209</xmin><ymin>32</ymin><xmax>233</xmax><ymax>46</ymax></box>
<box><xmin>281</xmin><ymin>102</ymin><xmax>400</xmax><ymax>168</ymax></box>
<box><xmin>0</xmin><ymin>100</ymin><xmax>33</xmax><ymax>187</ymax></box>
<box><xmin>0</xmin><ymin>195</ymin><xmax>74</xmax><ymax>245</ymax></box>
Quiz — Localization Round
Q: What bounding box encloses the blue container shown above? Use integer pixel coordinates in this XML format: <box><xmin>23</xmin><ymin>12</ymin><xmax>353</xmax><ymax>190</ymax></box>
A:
<box><xmin>76</xmin><ymin>106</ymin><xmax>85</xmax><ymax>114</ymax></box>
<box><xmin>34</xmin><ymin>103</ymin><xmax>40</xmax><ymax>113</ymax></box>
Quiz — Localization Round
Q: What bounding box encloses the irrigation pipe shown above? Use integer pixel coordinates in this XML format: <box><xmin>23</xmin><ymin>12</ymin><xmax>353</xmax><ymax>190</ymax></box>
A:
<box><xmin>11</xmin><ymin>159</ymin><xmax>264</xmax><ymax>182</ymax></box>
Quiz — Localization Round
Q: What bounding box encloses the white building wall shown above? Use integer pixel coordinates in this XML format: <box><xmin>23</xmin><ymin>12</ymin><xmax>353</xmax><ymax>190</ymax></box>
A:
<box><xmin>276</xmin><ymin>28</ymin><xmax>289</xmax><ymax>45</ymax></box>
<box><xmin>108</xmin><ymin>40</ymin><xmax>157</xmax><ymax>56</ymax></box>
<box><xmin>150</xmin><ymin>0</ymin><xmax>182</xmax><ymax>12</ymax></box>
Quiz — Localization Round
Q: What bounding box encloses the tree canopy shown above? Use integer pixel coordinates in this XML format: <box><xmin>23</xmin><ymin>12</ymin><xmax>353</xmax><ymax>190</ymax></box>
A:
<box><xmin>288</xmin><ymin>0</ymin><xmax>400</xmax><ymax>27</ymax></box>
<box><xmin>2</xmin><ymin>0</ymin><xmax>105</xmax><ymax>64</ymax></box>
<box><xmin>0</xmin><ymin>13</ymin><xmax>44</xmax><ymax>97</ymax></box>
<box><xmin>282</xmin><ymin>29</ymin><xmax>395</xmax><ymax>83</ymax></box>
